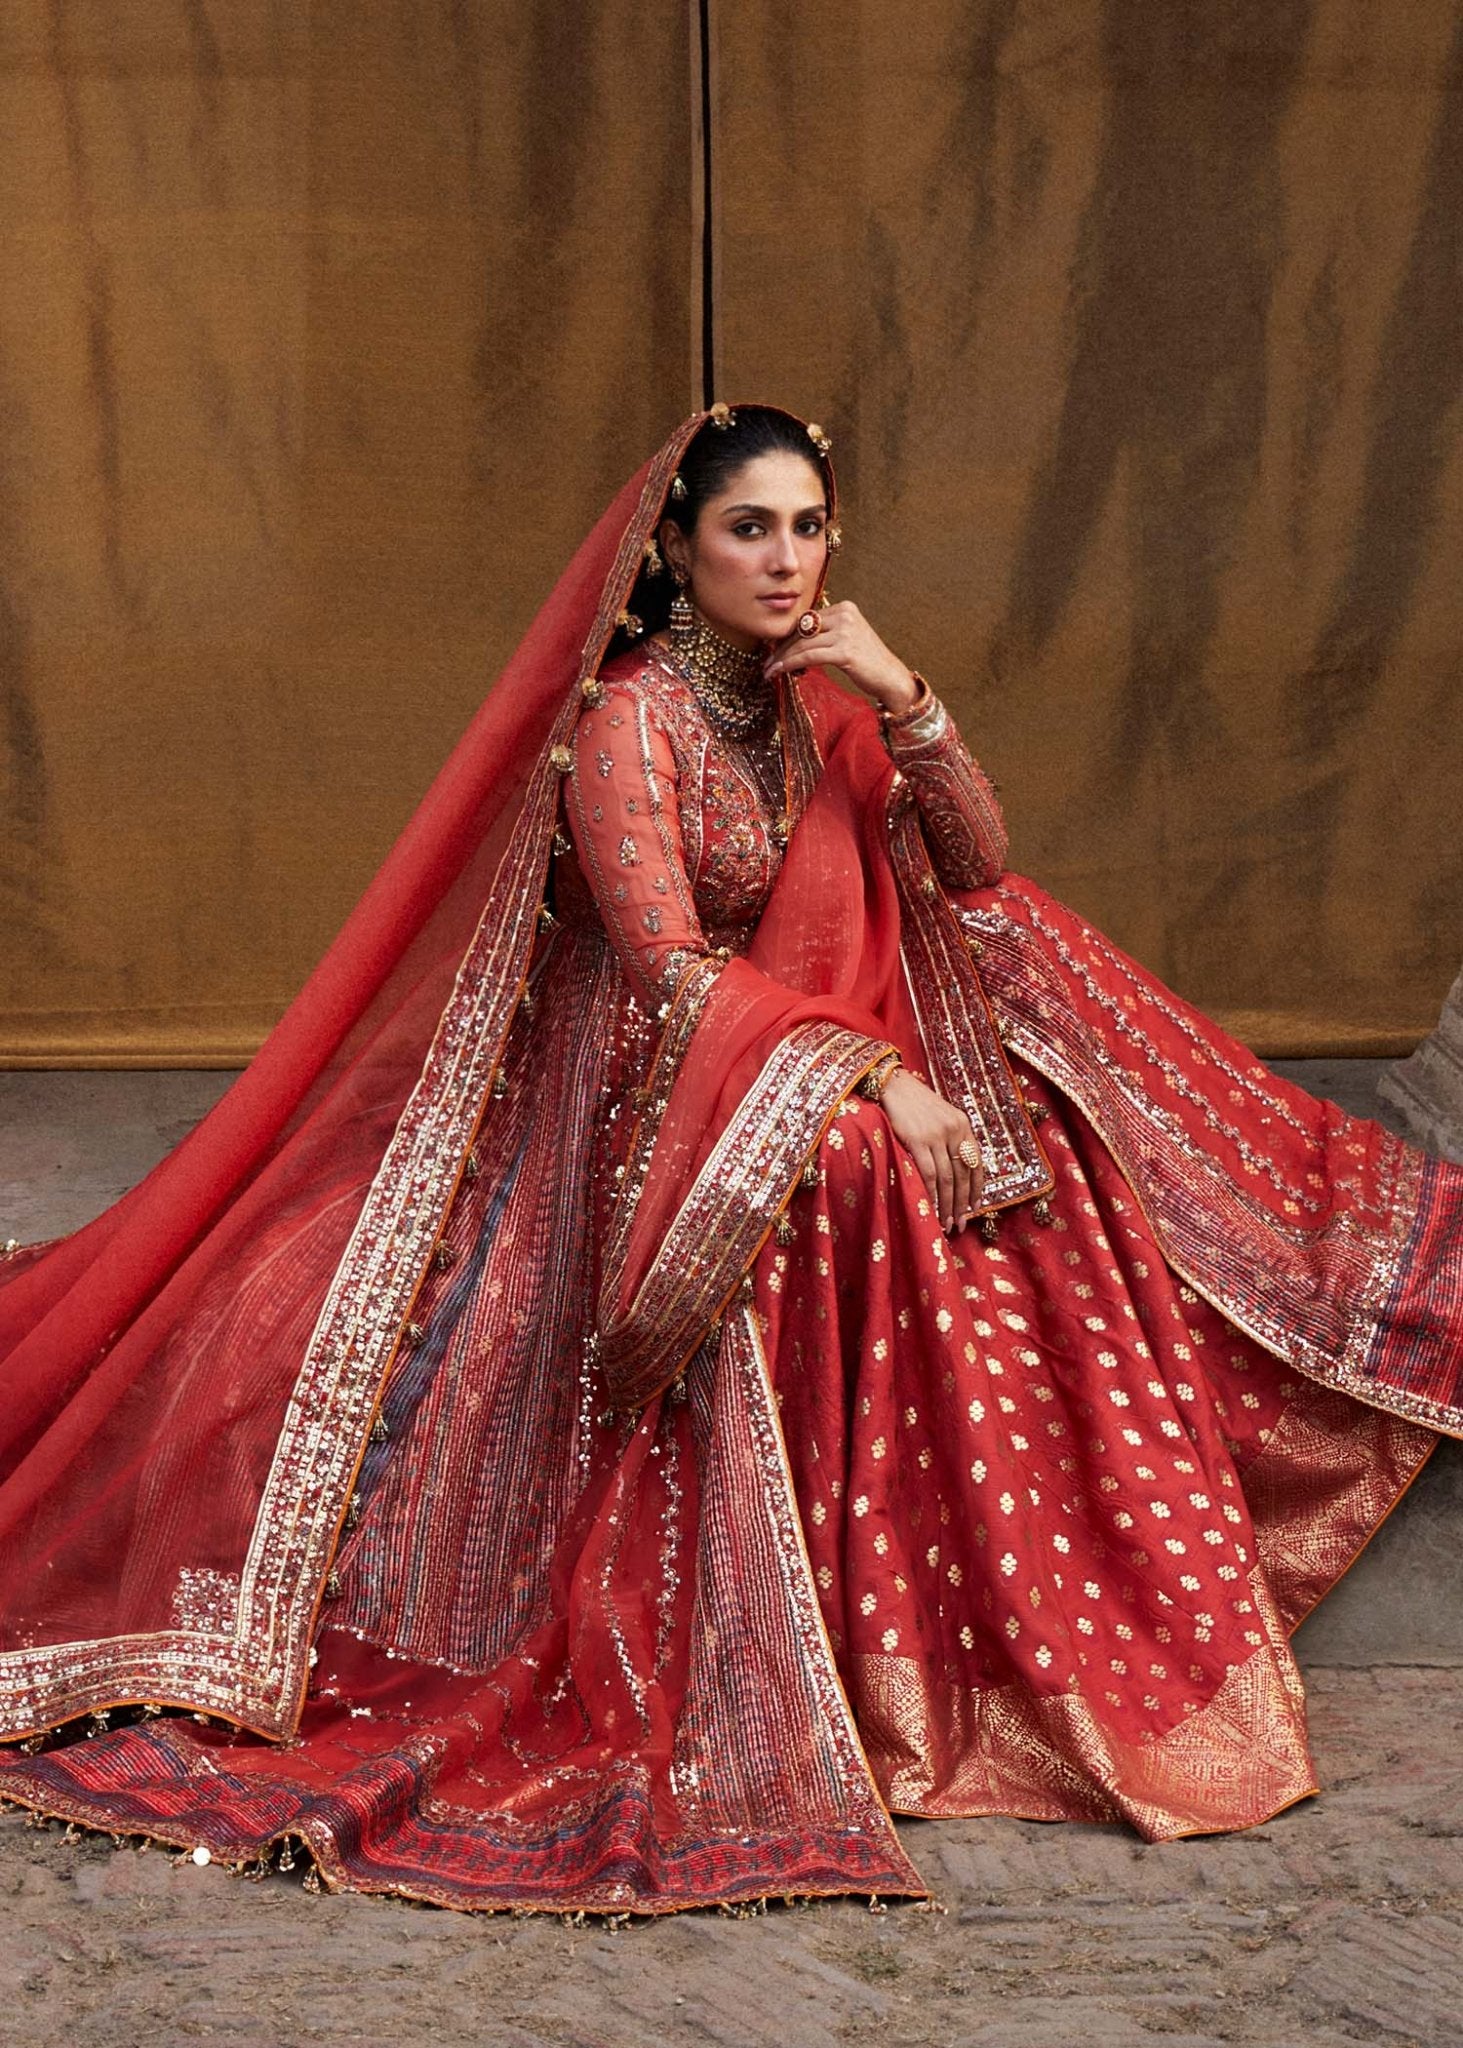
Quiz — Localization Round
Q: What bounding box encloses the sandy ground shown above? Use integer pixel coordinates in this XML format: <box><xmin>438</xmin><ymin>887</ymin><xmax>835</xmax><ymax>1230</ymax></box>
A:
<box><xmin>2</xmin><ymin>1667</ymin><xmax>1461</xmax><ymax>2046</ymax></box>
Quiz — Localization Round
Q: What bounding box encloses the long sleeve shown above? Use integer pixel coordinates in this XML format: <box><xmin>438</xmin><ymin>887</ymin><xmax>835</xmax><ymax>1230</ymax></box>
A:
<box><xmin>566</xmin><ymin>682</ymin><xmax>711</xmax><ymax>1006</ymax></box>
<box><xmin>884</xmin><ymin>684</ymin><xmax>1008</xmax><ymax>888</ymax></box>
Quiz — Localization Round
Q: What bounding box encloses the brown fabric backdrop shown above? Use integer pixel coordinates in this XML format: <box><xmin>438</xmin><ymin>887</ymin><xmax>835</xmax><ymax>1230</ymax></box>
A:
<box><xmin>2</xmin><ymin>2</ymin><xmax>1460</xmax><ymax>1062</ymax></box>
<box><xmin>716</xmin><ymin>0</ymin><xmax>1463</xmax><ymax>1054</ymax></box>
<box><xmin>0</xmin><ymin>3</ymin><xmax>695</xmax><ymax>1064</ymax></box>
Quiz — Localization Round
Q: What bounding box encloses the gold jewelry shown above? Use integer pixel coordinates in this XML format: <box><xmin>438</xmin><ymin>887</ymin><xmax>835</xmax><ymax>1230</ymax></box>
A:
<box><xmin>806</xmin><ymin>422</ymin><xmax>832</xmax><ymax>456</ymax></box>
<box><xmin>643</xmin><ymin>537</ymin><xmax>665</xmax><ymax>575</ymax></box>
<box><xmin>669</xmin><ymin>568</ymin><xmax>695</xmax><ymax>647</ymax></box>
<box><xmin>667</xmin><ymin>611</ymin><xmax>774</xmax><ymax>739</ymax></box>
<box><xmin>881</xmin><ymin>673</ymin><xmax>944</xmax><ymax>747</ymax></box>
<box><xmin>957</xmin><ymin>1138</ymin><xmax>981</xmax><ymax>1171</ymax></box>
<box><xmin>670</xmin><ymin>473</ymin><xmax>688</xmax><ymax>500</ymax></box>
<box><xmin>857</xmin><ymin>1052</ymin><xmax>903</xmax><ymax>1103</ymax></box>
<box><xmin>796</xmin><ymin>611</ymin><xmax>822</xmax><ymax>637</ymax></box>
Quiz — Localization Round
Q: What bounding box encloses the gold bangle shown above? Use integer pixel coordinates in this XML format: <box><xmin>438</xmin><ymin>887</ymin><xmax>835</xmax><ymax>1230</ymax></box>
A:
<box><xmin>882</xmin><ymin>673</ymin><xmax>946</xmax><ymax>747</ymax></box>
<box><xmin>883</xmin><ymin>672</ymin><xmax>933</xmax><ymax>724</ymax></box>
<box><xmin>858</xmin><ymin>1052</ymin><xmax>903</xmax><ymax>1103</ymax></box>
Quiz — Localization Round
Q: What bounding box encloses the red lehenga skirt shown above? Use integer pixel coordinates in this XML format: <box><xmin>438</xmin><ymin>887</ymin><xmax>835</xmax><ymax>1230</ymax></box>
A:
<box><xmin>0</xmin><ymin>880</ymin><xmax>1447</xmax><ymax>1915</ymax></box>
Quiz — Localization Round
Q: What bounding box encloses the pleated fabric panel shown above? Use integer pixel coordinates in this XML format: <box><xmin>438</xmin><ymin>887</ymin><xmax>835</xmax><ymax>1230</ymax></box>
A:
<box><xmin>0</xmin><ymin>2</ymin><xmax>696</xmax><ymax>1062</ymax></box>
<box><xmin>713</xmin><ymin>0</ymin><xmax>1463</xmax><ymax>1053</ymax></box>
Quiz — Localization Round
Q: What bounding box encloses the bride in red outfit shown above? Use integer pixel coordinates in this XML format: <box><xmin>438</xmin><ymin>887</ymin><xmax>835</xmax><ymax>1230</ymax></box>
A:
<box><xmin>1</xmin><ymin>405</ymin><xmax>1459</xmax><ymax>1914</ymax></box>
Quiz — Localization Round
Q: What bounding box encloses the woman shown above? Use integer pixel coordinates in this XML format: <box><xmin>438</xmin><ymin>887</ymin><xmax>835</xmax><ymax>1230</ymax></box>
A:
<box><xmin>0</xmin><ymin>404</ymin><xmax>1458</xmax><ymax>1916</ymax></box>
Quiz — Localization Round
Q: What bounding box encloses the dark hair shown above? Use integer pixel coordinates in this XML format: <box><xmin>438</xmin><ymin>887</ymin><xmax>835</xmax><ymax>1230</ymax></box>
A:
<box><xmin>606</xmin><ymin>407</ymin><xmax>831</xmax><ymax>655</ymax></box>
<box><xmin>662</xmin><ymin>406</ymin><xmax>830</xmax><ymax>537</ymax></box>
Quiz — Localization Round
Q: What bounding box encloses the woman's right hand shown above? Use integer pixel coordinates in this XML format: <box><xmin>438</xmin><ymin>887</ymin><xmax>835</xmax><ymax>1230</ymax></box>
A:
<box><xmin>879</xmin><ymin>1070</ymin><xmax>985</xmax><ymax>1233</ymax></box>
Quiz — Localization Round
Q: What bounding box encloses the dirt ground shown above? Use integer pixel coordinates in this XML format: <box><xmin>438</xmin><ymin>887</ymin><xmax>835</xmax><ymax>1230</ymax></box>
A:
<box><xmin>4</xmin><ymin>1065</ymin><xmax>1460</xmax><ymax>2045</ymax></box>
<box><xmin>1</xmin><ymin>1666</ymin><xmax>1460</xmax><ymax>2047</ymax></box>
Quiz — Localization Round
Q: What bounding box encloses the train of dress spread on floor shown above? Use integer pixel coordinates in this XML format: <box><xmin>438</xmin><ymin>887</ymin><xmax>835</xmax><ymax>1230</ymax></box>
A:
<box><xmin>1</xmin><ymin>408</ymin><xmax>1458</xmax><ymax>1913</ymax></box>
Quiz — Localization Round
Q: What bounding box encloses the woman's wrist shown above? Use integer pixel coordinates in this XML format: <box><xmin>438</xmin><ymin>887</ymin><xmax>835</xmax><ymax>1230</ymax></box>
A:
<box><xmin>875</xmin><ymin>665</ymin><xmax>923</xmax><ymax>717</ymax></box>
<box><xmin>882</xmin><ymin>673</ymin><xmax>944</xmax><ymax>747</ymax></box>
<box><xmin>880</xmin><ymin>669</ymin><xmax>935</xmax><ymax>720</ymax></box>
<box><xmin>857</xmin><ymin>1051</ymin><xmax>904</xmax><ymax>1102</ymax></box>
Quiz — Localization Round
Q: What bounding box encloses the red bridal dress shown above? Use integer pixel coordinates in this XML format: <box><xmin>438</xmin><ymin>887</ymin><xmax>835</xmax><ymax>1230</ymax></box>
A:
<box><xmin>1</xmin><ymin>409</ymin><xmax>1460</xmax><ymax>1916</ymax></box>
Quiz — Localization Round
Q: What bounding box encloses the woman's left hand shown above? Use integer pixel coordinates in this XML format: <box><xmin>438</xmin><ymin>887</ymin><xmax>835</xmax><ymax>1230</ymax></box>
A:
<box><xmin>762</xmin><ymin>601</ymin><xmax>920</xmax><ymax>716</ymax></box>
<box><xmin>879</xmin><ymin>1069</ymin><xmax>986</xmax><ymax>1233</ymax></box>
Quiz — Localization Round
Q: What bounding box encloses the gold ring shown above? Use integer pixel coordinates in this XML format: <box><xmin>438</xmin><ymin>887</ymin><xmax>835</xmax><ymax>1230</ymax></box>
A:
<box><xmin>796</xmin><ymin>610</ymin><xmax>822</xmax><ymax>637</ymax></box>
<box><xmin>957</xmin><ymin>1139</ymin><xmax>981</xmax><ymax>1171</ymax></box>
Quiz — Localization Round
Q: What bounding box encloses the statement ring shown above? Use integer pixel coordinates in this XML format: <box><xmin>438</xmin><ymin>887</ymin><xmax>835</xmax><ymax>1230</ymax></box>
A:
<box><xmin>796</xmin><ymin>611</ymin><xmax>822</xmax><ymax>638</ymax></box>
<box><xmin>957</xmin><ymin>1139</ymin><xmax>982</xmax><ymax>1171</ymax></box>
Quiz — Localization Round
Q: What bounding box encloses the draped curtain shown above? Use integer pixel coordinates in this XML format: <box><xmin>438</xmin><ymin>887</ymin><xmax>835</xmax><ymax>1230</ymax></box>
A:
<box><xmin>2</xmin><ymin>0</ymin><xmax>1460</xmax><ymax>1063</ymax></box>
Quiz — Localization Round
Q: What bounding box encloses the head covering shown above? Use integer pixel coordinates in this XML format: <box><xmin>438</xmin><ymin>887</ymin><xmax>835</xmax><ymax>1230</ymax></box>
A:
<box><xmin>0</xmin><ymin>406</ymin><xmax>859</xmax><ymax>1738</ymax></box>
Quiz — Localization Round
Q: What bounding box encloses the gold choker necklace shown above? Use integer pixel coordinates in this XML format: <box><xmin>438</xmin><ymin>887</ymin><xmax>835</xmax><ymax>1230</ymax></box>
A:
<box><xmin>669</xmin><ymin>616</ymin><xmax>774</xmax><ymax>739</ymax></box>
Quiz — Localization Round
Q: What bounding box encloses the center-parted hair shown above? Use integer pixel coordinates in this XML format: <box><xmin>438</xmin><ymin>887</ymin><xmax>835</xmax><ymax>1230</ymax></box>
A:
<box><xmin>662</xmin><ymin>407</ymin><xmax>831</xmax><ymax>538</ymax></box>
<box><xmin>607</xmin><ymin>407</ymin><xmax>832</xmax><ymax>654</ymax></box>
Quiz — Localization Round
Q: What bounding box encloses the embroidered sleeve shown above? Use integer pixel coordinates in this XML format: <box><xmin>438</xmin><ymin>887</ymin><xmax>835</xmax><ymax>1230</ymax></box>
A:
<box><xmin>883</xmin><ymin>682</ymin><xmax>1008</xmax><ymax>886</ymax></box>
<box><xmin>566</xmin><ymin>682</ymin><xmax>711</xmax><ymax>1005</ymax></box>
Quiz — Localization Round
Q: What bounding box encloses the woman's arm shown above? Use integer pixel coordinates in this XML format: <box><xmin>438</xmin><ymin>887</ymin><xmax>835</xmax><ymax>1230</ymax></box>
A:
<box><xmin>883</xmin><ymin>682</ymin><xmax>1008</xmax><ymax>888</ymax></box>
<box><xmin>566</xmin><ymin>681</ymin><xmax>712</xmax><ymax>1008</ymax></box>
<box><xmin>762</xmin><ymin>602</ymin><xmax>1007</xmax><ymax>887</ymax></box>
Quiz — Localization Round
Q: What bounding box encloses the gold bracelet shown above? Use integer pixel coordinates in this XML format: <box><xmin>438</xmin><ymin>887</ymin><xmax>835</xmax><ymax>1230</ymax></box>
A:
<box><xmin>857</xmin><ymin>1052</ymin><xmax>903</xmax><ymax>1103</ymax></box>
<box><xmin>882</xmin><ymin>672</ymin><xmax>933</xmax><ymax>724</ymax></box>
<box><xmin>882</xmin><ymin>673</ymin><xmax>946</xmax><ymax>747</ymax></box>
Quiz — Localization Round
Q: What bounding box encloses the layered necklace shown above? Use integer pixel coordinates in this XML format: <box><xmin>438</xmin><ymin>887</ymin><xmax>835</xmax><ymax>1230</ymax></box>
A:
<box><xmin>667</xmin><ymin>615</ymin><xmax>777</xmax><ymax>741</ymax></box>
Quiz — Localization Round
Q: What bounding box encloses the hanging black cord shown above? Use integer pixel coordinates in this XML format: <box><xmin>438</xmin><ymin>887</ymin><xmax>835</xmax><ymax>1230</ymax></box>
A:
<box><xmin>697</xmin><ymin>0</ymin><xmax>715</xmax><ymax>407</ymax></box>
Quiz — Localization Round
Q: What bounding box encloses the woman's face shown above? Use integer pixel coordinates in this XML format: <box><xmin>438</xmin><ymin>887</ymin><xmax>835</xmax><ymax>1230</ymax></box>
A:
<box><xmin>662</xmin><ymin>450</ymin><xmax>829</xmax><ymax>651</ymax></box>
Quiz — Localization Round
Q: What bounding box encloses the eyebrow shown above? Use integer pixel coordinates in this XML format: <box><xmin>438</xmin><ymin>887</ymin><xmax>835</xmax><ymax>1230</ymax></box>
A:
<box><xmin>718</xmin><ymin>502</ymin><xmax>827</xmax><ymax>519</ymax></box>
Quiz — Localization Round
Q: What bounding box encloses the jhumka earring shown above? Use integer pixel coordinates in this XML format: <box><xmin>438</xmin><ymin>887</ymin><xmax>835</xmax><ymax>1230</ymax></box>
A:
<box><xmin>669</xmin><ymin>567</ymin><xmax>694</xmax><ymax>646</ymax></box>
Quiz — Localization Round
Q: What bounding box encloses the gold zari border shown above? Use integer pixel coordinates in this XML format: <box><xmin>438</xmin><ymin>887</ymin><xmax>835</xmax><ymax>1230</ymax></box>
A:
<box><xmin>849</xmin><ymin>1578</ymin><xmax>1316</xmax><ymax>1843</ymax></box>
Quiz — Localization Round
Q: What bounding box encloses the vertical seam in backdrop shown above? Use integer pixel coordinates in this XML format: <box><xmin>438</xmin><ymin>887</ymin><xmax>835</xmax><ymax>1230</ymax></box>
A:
<box><xmin>690</xmin><ymin>0</ymin><xmax>717</xmax><ymax>408</ymax></box>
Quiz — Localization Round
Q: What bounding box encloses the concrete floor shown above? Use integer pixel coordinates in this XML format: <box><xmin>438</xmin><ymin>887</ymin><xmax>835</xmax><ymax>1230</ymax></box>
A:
<box><xmin>1</xmin><ymin>1061</ymin><xmax>1460</xmax><ymax>1666</ymax></box>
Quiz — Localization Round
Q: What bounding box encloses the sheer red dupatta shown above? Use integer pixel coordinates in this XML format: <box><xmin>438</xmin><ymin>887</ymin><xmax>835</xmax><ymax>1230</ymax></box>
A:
<box><xmin>0</xmin><ymin>406</ymin><xmax>933</xmax><ymax>1759</ymax></box>
<box><xmin>599</xmin><ymin>692</ymin><xmax>923</xmax><ymax>1408</ymax></box>
<box><xmin>0</xmin><ymin>425</ymin><xmax>712</xmax><ymax>1740</ymax></box>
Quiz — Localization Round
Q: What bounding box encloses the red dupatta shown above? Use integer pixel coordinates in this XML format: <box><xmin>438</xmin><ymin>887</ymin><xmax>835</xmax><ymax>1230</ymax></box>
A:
<box><xmin>0</xmin><ymin>410</ymin><xmax>822</xmax><ymax>1740</ymax></box>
